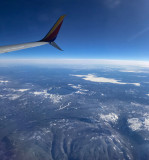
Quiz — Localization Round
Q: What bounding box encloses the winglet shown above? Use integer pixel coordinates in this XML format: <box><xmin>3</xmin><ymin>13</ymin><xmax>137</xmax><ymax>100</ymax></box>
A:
<box><xmin>50</xmin><ymin>42</ymin><xmax>63</xmax><ymax>51</ymax></box>
<box><xmin>41</xmin><ymin>15</ymin><xmax>66</xmax><ymax>42</ymax></box>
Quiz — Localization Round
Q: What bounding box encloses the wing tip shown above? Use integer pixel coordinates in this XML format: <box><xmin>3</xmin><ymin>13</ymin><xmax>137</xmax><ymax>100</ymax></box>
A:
<box><xmin>61</xmin><ymin>15</ymin><xmax>66</xmax><ymax>18</ymax></box>
<box><xmin>41</xmin><ymin>15</ymin><xmax>66</xmax><ymax>42</ymax></box>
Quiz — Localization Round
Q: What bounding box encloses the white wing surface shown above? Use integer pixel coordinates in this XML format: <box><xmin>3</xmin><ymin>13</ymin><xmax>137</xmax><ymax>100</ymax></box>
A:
<box><xmin>0</xmin><ymin>42</ymin><xmax>49</xmax><ymax>54</ymax></box>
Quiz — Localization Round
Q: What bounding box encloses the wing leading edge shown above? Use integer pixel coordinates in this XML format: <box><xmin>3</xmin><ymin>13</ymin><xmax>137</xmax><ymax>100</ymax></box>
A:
<box><xmin>0</xmin><ymin>15</ymin><xmax>66</xmax><ymax>54</ymax></box>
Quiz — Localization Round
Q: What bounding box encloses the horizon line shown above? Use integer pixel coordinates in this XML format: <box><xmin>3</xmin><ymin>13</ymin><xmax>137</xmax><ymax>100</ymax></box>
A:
<box><xmin>0</xmin><ymin>58</ymin><xmax>149</xmax><ymax>67</ymax></box>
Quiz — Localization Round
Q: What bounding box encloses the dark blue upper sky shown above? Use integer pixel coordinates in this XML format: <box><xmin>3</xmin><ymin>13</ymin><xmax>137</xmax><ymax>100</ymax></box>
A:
<box><xmin>0</xmin><ymin>0</ymin><xmax>149</xmax><ymax>60</ymax></box>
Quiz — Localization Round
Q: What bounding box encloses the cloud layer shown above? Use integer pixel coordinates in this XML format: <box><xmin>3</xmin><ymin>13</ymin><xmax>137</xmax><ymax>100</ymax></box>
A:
<box><xmin>0</xmin><ymin>59</ymin><xmax>149</xmax><ymax>68</ymax></box>
<box><xmin>72</xmin><ymin>74</ymin><xmax>140</xmax><ymax>86</ymax></box>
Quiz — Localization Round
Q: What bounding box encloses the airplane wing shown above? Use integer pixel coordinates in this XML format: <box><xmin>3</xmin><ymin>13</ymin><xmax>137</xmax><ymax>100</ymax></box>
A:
<box><xmin>0</xmin><ymin>42</ymin><xmax>49</xmax><ymax>54</ymax></box>
<box><xmin>0</xmin><ymin>15</ymin><xmax>66</xmax><ymax>54</ymax></box>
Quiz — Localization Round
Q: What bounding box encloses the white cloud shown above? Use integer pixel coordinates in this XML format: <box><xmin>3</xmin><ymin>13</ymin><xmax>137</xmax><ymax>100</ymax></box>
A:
<box><xmin>131</xmin><ymin>102</ymin><xmax>142</xmax><ymax>107</ymax></box>
<box><xmin>72</xmin><ymin>74</ymin><xmax>140</xmax><ymax>86</ymax></box>
<box><xmin>57</xmin><ymin>102</ymin><xmax>71</xmax><ymax>111</ymax></box>
<box><xmin>33</xmin><ymin>91</ymin><xmax>45</xmax><ymax>95</ymax></box>
<box><xmin>120</xmin><ymin>70</ymin><xmax>149</xmax><ymax>73</ymax></box>
<box><xmin>120</xmin><ymin>70</ymin><xmax>139</xmax><ymax>73</ymax></box>
<box><xmin>75</xmin><ymin>91</ymin><xmax>85</xmax><ymax>94</ymax></box>
<box><xmin>0</xmin><ymin>94</ymin><xmax>4</xmax><ymax>98</ymax></box>
<box><xmin>8</xmin><ymin>94</ymin><xmax>21</xmax><ymax>100</ymax></box>
<box><xmin>0</xmin><ymin>59</ymin><xmax>149</xmax><ymax>68</ymax></box>
<box><xmin>68</xmin><ymin>84</ymin><xmax>88</xmax><ymax>95</ymax></box>
<box><xmin>11</xmin><ymin>89</ymin><xmax>29</xmax><ymax>92</ymax></box>
<box><xmin>0</xmin><ymin>80</ymin><xmax>9</xmax><ymax>83</ymax></box>
<box><xmin>33</xmin><ymin>90</ymin><xmax>62</xmax><ymax>103</ymax></box>
<box><xmin>49</xmin><ymin>94</ymin><xmax>63</xmax><ymax>104</ymax></box>
<box><xmin>128</xmin><ymin>118</ymin><xmax>142</xmax><ymax>131</ymax></box>
<box><xmin>144</xmin><ymin>118</ymin><xmax>149</xmax><ymax>131</ymax></box>
<box><xmin>69</xmin><ymin>84</ymin><xmax>81</xmax><ymax>89</ymax></box>
<box><xmin>128</xmin><ymin>114</ymin><xmax>149</xmax><ymax>131</ymax></box>
<box><xmin>100</xmin><ymin>113</ymin><xmax>118</xmax><ymax>123</ymax></box>
<box><xmin>17</xmin><ymin>89</ymin><xmax>29</xmax><ymax>92</ymax></box>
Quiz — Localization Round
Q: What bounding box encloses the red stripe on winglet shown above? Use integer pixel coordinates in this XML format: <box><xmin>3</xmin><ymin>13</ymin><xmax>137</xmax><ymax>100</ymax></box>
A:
<box><xmin>43</xmin><ymin>21</ymin><xmax>63</xmax><ymax>42</ymax></box>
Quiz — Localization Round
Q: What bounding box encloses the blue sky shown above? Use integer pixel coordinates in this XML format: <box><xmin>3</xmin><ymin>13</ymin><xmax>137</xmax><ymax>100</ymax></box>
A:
<box><xmin>0</xmin><ymin>0</ymin><xmax>149</xmax><ymax>60</ymax></box>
